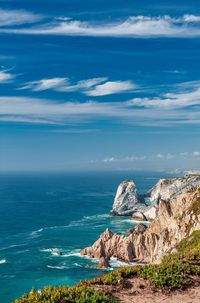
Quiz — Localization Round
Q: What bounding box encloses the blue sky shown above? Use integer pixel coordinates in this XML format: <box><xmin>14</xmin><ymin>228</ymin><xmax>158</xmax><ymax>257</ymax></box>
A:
<box><xmin>0</xmin><ymin>0</ymin><xmax>200</xmax><ymax>172</ymax></box>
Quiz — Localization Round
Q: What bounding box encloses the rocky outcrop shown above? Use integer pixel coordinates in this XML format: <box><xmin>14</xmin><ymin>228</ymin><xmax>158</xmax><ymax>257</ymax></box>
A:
<box><xmin>98</xmin><ymin>257</ymin><xmax>110</xmax><ymax>269</ymax></box>
<box><xmin>110</xmin><ymin>180</ymin><xmax>145</xmax><ymax>216</ymax></box>
<box><xmin>110</xmin><ymin>174</ymin><xmax>200</xmax><ymax>221</ymax></box>
<box><xmin>81</xmin><ymin>185</ymin><xmax>200</xmax><ymax>265</ymax></box>
<box><xmin>148</xmin><ymin>174</ymin><xmax>200</xmax><ymax>205</ymax></box>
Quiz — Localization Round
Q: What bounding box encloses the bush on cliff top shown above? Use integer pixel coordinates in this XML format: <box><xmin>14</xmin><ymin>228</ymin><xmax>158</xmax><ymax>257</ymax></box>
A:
<box><xmin>13</xmin><ymin>286</ymin><xmax>117</xmax><ymax>303</ymax></box>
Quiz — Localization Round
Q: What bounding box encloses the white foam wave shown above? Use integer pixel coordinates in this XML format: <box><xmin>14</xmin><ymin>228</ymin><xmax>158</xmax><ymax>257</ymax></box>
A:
<box><xmin>0</xmin><ymin>259</ymin><xmax>7</xmax><ymax>264</ymax></box>
<box><xmin>47</xmin><ymin>265</ymin><xmax>67</xmax><ymax>269</ymax></box>
<box><xmin>40</xmin><ymin>248</ymin><xmax>82</xmax><ymax>257</ymax></box>
<box><xmin>124</xmin><ymin>219</ymin><xmax>149</xmax><ymax>224</ymax></box>
<box><xmin>40</xmin><ymin>248</ymin><xmax>62</xmax><ymax>256</ymax></box>
<box><xmin>109</xmin><ymin>257</ymin><xmax>137</xmax><ymax>268</ymax></box>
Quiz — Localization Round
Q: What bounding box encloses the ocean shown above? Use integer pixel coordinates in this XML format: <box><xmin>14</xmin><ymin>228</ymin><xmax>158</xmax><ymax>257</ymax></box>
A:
<box><xmin>0</xmin><ymin>171</ymin><xmax>172</xmax><ymax>302</ymax></box>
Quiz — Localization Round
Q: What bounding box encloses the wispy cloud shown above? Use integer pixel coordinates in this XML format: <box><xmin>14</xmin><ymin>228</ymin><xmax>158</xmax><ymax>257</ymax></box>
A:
<box><xmin>20</xmin><ymin>77</ymin><xmax>69</xmax><ymax>91</ymax></box>
<box><xmin>0</xmin><ymin>9</ymin><xmax>43</xmax><ymax>26</ymax></box>
<box><xmin>2</xmin><ymin>14</ymin><xmax>200</xmax><ymax>38</ymax></box>
<box><xmin>0</xmin><ymin>78</ymin><xmax>200</xmax><ymax>126</ymax></box>
<box><xmin>128</xmin><ymin>81</ymin><xmax>200</xmax><ymax>109</ymax></box>
<box><xmin>86</xmin><ymin>81</ymin><xmax>136</xmax><ymax>96</ymax></box>
<box><xmin>0</xmin><ymin>70</ymin><xmax>15</xmax><ymax>83</ymax></box>
<box><xmin>20</xmin><ymin>77</ymin><xmax>135</xmax><ymax>96</ymax></box>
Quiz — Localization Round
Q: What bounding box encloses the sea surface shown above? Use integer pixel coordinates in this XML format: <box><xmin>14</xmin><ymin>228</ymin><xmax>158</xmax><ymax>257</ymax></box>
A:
<box><xmin>0</xmin><ymin>171</ymin><xmax>173</xmax><ymax>302</ymax></box>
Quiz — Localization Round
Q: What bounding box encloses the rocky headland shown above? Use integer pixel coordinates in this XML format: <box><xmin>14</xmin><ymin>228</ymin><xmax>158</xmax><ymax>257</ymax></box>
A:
<box><xmin>14</xmin><ymin>174</ymin><xmax>200</xmax><ymax>303</ymax></box>
<box><xmin>81</xmin><ymin>174</ymin><xmax>200</xmax><ymax>266</ymax></box>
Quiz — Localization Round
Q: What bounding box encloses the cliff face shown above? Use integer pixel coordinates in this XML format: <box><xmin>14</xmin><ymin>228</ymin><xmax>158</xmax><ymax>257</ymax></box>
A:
<box><xmin>111</xmin><ymin>174</ymin><xmax>200</xmax><ymax>220</ymax></box>
<box><xmin>148</xmin><ymin>174</ymin><xmax>200</xmax><ymax>205</ymax></box>
<box><xmin>81</xmin><ymin>185</ymin><xmax>200</xmax><ymax>265</ymax></box>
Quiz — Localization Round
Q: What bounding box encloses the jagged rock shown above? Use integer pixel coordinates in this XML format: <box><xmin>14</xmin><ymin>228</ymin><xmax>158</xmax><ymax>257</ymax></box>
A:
<box><xmin>110</xmin><ymin>180</ymin><xmax>145</xmax><ymax>216</ymax></box>
<box><xmin>134</xmin><ymin>223</ymin><xmax>147</xmax><ymax>234</ymax></box>
<box><xmin>132</xmin><ymin>212</ymin><xmax>147</xmax><ymax>221</ymax></box>
<box><xmin>98</xmin><ymin>257</ymin><xmax>110</xmax><ymax>269</ymax></box>
<box><xmin>81</xmin><ymin>185</ymin><xmax>200</xmax><ymax>266</ymax></box>
<box><xmin>81</xmin><ymin>228</ymin><xmax>135</xmax><ymax>262</ymax></box>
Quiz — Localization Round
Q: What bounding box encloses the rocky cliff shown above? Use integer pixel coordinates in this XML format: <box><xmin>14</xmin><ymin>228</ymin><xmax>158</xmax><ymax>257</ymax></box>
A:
<box><xmin>81</xmin><ymin>183</ymin><xmax>200</xmax><ymax>266</ymax></box>
<box><xmin>110</xmin><ymin>174</ymin><xmax>200</xmax><ymax>220</ymax></box>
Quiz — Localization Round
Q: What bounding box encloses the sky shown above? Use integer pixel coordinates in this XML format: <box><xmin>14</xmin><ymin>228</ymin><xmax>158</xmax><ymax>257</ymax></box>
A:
<box><xmin>0</xmin><ymin>0</ymin><xmax>200</xmax><ymax>172</ymax></box>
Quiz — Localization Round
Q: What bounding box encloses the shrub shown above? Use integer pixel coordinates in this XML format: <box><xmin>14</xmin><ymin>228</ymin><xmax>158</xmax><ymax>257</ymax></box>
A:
<box><xmin>13</xmin><ymin>286</ymin><xmax>117</xmax><ymax>303</ymax></box>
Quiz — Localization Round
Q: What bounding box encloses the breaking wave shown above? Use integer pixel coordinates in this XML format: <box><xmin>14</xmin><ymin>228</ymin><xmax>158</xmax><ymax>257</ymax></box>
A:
<box><xmin>0</xmin><ymin>259</ymin><xmax>7</xmax><ymax>264</ymax></box>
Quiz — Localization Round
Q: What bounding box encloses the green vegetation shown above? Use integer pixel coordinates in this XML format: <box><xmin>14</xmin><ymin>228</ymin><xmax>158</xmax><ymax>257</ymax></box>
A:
<box><xmin>85</xmin><ymin>230</ymin><xmax>200</xmax><ymax>290</ymax></box>
<box><xmin>13</xmin><ymin>231</ymin><xmax>200</xmax><ymax>302</ymax></box>
<box><xmin>13</xmin><ymin>286</ymin><xmax>117</xmax><ymax>303</ymax></box>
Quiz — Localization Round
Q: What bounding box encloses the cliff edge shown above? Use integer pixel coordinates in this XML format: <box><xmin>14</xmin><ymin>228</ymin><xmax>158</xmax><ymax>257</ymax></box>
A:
<box><xmin>81</xmin><ymin>180</ymin><xmax>200</xmax><ymax>265</ymax></box>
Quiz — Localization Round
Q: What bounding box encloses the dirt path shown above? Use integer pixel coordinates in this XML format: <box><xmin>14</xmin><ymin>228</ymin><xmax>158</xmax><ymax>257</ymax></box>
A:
<box><xmin>114</xmin><ymin>278</ymin><xmax>200</xmax><ymax>303</ymax></box>
<box><xmin>95</xmin><ymin>277</ymin><xmax>200</xmax><ymax>303</ymax></box>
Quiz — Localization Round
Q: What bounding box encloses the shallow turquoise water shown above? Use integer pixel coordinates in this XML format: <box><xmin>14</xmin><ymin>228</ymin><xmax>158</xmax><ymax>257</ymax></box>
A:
<box><xmin>0</xmin><ymin>171</ymin><xmax>172</xmax><ymax>302</ymax></box>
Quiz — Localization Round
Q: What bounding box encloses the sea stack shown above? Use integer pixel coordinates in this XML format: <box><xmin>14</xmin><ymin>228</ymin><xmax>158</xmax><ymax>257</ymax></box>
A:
<box><xmin>110</xmin><ymin>180</ymin><xmax>145</xmax><ymax>216</ymax></box>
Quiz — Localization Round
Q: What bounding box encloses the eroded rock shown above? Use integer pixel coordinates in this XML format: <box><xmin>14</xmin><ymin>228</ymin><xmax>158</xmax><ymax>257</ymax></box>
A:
<box><xmin>81</xmin><ymin>185</ymin><xmax>200</xmax><ymax>266</ymax></box>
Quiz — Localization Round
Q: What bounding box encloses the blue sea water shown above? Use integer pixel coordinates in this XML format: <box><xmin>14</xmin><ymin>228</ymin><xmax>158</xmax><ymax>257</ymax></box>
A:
<box><xmin>0</xmin><ymin>171</ymin><xmax>173</xmax><ymax>303</ymax></box>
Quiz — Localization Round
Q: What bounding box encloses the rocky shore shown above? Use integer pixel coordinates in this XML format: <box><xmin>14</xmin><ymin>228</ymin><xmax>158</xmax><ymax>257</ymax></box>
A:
<box><xmin>81</xmin><ymin>174</ymin><xmax>200</xmax><ymax>267</ymax></box>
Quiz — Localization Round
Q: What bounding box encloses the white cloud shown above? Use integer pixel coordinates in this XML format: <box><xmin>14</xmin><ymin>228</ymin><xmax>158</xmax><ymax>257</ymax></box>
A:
<box><xmin>86</xmin><ymin>81</ymin><xmax>136</xmax><ymax>96</ymax></box>
<box><xmin>0</xmin><ymin>9</ymin><xmax>42</xmax><ymax>26</ymax></box>
<box><xmin>0</xmin><ymin>70</ymin><xmax>15</xmax><ymax>82</ymax></box>
<box><xmin>20</xmin><ymin>77</ymin><xmax>135</xmax><ymax>96</ymax></box>
<box><xmin>128</xmin><ymin>82</ymin><xmax>200</xmax><ymax>109</ymax></box>
<box><xmin>182</xmin><ymin>15</ymin><xmax>200</xmax><ymax>22</ymax></box>
<box><xmin>1</xmin><ymin>79</ymin><xmax>200</xmax><ymax>126</ymax></box>
<box><xmin>57</xmin><ymin>77</ymin><xmax>107</xmax><ymax>92</ymax></box>
<box><xmin>193</xmin><ymin>151</ymin><xmax>200</xmax><ymax>157</ymax></box>
<box><xmin>2</xmin><ymin>14</ymin><xmax>200</xmax><ymax>38</ymax></box>
<box><xmin>156</xmin><ymin>153</ymin><xmax>164</xmax><ymax>159</ymax></box>
<box><xmin>20</xmin><ymin>77</ymin><xmax>69</xmax><ymax>91</ymax></box>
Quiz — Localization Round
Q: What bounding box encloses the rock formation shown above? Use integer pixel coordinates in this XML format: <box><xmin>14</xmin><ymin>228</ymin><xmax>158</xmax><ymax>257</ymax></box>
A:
<box><xmin>81</xmin><ymin>184</ymin><xmax>200</xmax><ymax>266</ymax></box>
<box><xmin>110</xmin><ymin>174</ymin><xmax>200</xmax><ymax>221</ymax></box>
<box><xmin>110</xmin><ymin>180</ymin><xmax>145</xmax><ymax>216</ymax></box>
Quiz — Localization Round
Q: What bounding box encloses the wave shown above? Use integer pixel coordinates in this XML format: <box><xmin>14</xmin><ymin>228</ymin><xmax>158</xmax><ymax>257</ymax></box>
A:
<box><xmin>124</xmin><ymin>219</ymin><xmax>150</xmax><ymax>224</ymax></box>
<box><xmin>0</xmin><ymin>259</ymin><xmax>7</xmax><ymax>264</ymax></box>
<box><xmin>31</xmin><ymin>213</ymin><xmax>109</xmax><ymax>235</ymax></box>
<box><xmin>40</xmin><ymin>248</ymin><xmax>81</xmax><ymax>257</ymax></box>
<box><xmin>109</xmin><ymin>257</ymin><xmax>137</xmax><ymax>268</ymax></box>
<box><xmin>47</xmin><ymin>265</ymin><xmax>67</xmax><ymax>270</ymax></box>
